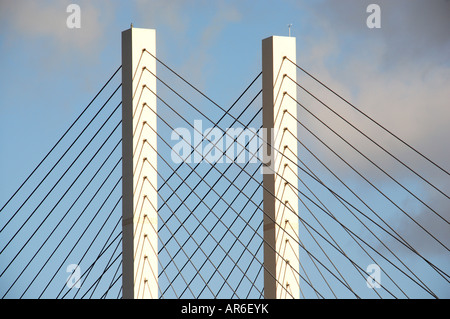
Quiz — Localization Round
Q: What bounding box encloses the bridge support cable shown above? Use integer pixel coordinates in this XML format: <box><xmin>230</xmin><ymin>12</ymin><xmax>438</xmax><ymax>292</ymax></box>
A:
<box><xmin>74</xmin><ymin>210</ymin><xmax>123</xmax><ymax>299</ymax></box>
<box><xmin>0</xmin><ymin>85</ymin><xmax>122</xmax><ymax>236</ymax></box>
<box><xmin>49</xmin><ymin>175</ymin><xmax>122</xmax><ymax>299</ymax></box>
<box><xmin>284</xmin><ymin>56</ymin><xmax>450</xmax><ymax>178</ymax></box>
<box><xmin>147</xmin><ymin>37</ymin><xmax>366</xmax><ymax>299</ymax></box>
<box><xmin>60</xmin><ymin>231</ymin><xmax>123</xmax><ymax>299</ymax></box>
<box><xmin>140</xmin><ymin>43</ymin><xmax>446</xmax><ymax>293</ymax></box>
<box><xmin>3</xmin><ymin>27</ymin><xmax>448</xmax><ymax>299</ymax></box>
<box><xmin>153</xmin><ymin>128</ymin><xmax>264</xmax><ymax>298</ymax></box>
<box><xmin>154</xmin><ymin>87</ymin><xmax>261</xmax><ymax>234</ymax></box>
<box><xmin>100</xmin><ymin>260</ymin><xmax>123</xmax><ymax>299</ymax></box>
<box><xmin>10</xmin><ymin>139</ymin><xmax>122</xmax><ymax>298</ymax></box>
<box><xmin>85</xmin><ymin>236</ymin><xmax>125</xmax><ymax>299</ymax></box>
<box><xmin>292</xmin><ymin>150</ymin><xmax>410</xmax><ymax>298</ymax></box>
<box><xmin>283</xmin><ymin>124</ymin><xmax>442</xmax><ymax>296</ymax></box>
<box><xmin>269</xmin><ymin>125</ymin><xmax>444</xmax><ymax>296</ymax></box>
<box><xmin>152</xmin><ymin>93</ymin><xmax>261</xmax><ymax>250</ymax></box>
<box><xmin>142</xmin><ymin>88</ymin><xmax>364</xmax><ymax>299</ymax></box>
<box><xmin>136</xmin><ymin>68</ymin><xmax>306</xmax><ymax>297</ymax></box>
<box><xmin>138</xmin><ymin>48</ymin><xmax>379</xmax><ymax>298</ymax></box>
<box><xmin>0</xmin><ymin>66</ymin><xmax>122</xmax><ymax>215</ymax></box>
<box><xmin>151</xmin><ymin>129</ymin><xmax>322</xmax><ymax>298</ymax></box>
<box><xmin>143</xmin><ymin>143</ymin><xmax>265</xmax><ymax>298</ymax></box>
<box><xmin>152</xmin><ymin>64</ymin><xmax>450</xmax><ymax>300</ymax></box>
<box><xmin>280</xmin><ymin>95</ymin><xmax>450</xmax><ymax>271</ymax></box>
<box><xmin>271</xmin><ymin>124</ymin><xmax>448</xmax><ymax>295</ymax></box>
<box><xmin>0</xmin><ymin>104</ymin><xmax>122</xmax><ymax>280</ymax></box>
<box><xmin>0</xmin><ymin>65</ymin><xmax>123</xmax><ymax>299</ymax></box>
<box><xmin>144</xmin><ymin>44</ymin><xmax>363</xmax><ymax>298</ymax></box>
<box><xmin>283</xmin><ymin>87</ymin><xmax>448</xmax><ymax>225</ymax></box>
<box><xmin>56</xmin><ymin>178</ymin><xmax>123</xmax><ymax>299</ymax></box>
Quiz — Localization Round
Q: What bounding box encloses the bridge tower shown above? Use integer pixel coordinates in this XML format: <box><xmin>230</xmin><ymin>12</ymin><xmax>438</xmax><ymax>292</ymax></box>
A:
<box><xmin>121</xmin><ymin>27</ymin><xmax>158</xmax><ymax>299</ymax></box>
<box><xmin>120</xmin><ymin>27</ymin><xmax>299</xmax><ymax>299</ymax></box>
<box><xmin>262</xmin><ymin>35</ymin><xmax>300</xmax><ymax>299</ymax></box>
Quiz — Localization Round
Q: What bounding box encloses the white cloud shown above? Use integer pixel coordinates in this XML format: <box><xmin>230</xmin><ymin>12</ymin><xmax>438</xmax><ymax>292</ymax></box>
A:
<box><xmin>0</xmin><ymin>0</ymin><xmax>113</xmax><ymax>58</ymax></box>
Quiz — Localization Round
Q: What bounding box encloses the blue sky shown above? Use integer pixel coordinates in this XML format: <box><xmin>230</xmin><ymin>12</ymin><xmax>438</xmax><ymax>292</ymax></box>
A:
<box><xmin>0</xmin><ymin>0</ymin><xmax>449</xmax><ymax>298</ymax></box>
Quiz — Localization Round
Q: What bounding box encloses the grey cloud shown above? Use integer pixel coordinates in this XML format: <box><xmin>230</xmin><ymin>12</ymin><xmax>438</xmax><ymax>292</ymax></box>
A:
<box><xmin>294</xmin><ymin>0</ymin><xmax>450</xmax><ymax>174</ymax></box>
<box><xmin>291</xmin><ymin>0</ymin><xmax>450</xmax><ymax>262</ymax></box>
<box><xmin>303</xmin><ymin>0</ymin><xmax>450</xmax><ymax>67</ymax></box>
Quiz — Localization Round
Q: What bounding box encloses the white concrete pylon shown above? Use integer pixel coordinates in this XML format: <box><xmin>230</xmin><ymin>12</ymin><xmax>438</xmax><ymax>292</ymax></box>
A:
<box><xmin>262</xmin><ymin>35</ymin><xmax>300</xmax><ymax>299</ymax></box>
<box><xmin>121</xmin><ymin>27</ymin><xmax>158</xmax><ymax>299</ymax></box>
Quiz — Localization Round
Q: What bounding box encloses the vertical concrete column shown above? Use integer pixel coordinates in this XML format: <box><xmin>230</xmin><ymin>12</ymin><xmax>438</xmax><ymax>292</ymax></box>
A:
<box><xmin>262</xmin><ymin>36</ymin><xmax>300</xmax><ymax>299</ymax></box>
<box><xmin>122</xmin><ymin>27</ymin><xmax>158</xmax><ymax>299</ymax></box>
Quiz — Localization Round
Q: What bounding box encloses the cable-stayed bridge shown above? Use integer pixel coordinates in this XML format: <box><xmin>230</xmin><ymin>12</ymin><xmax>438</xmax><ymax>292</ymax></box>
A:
<box><xmin>0</xmin><ymin>28</ymin><xmax>448</xmax><ymax>299</ymax></box>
